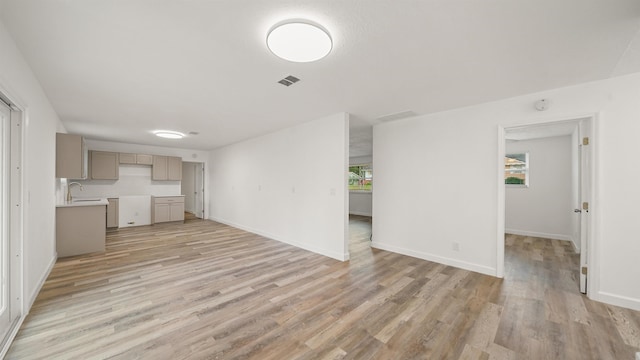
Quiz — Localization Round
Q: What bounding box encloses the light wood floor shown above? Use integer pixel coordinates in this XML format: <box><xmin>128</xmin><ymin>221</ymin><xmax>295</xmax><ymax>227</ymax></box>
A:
<box><xmin>6</xmin><ymin>217</ymin><xmax>640</xmax><ymax>359</ymax></box>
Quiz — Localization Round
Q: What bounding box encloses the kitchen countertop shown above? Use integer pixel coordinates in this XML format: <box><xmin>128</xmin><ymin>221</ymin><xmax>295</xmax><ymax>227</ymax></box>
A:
<box><xmin>56</xmin><ymin>198</ymin><xmax>109</xmax><ymax>208</ymax></box>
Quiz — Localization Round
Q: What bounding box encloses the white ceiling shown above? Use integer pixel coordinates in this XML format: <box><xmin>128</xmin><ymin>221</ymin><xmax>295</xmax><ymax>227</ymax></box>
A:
<box><xmin>1</xmin><ymin>1</ymin><xmax>639</xmax><ymax>153</ymax></box>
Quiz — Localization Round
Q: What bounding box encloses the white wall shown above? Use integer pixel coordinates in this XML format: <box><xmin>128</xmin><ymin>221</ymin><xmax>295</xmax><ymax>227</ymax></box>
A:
<box><xmin>373</xmin><ymin>72</ymin><xmax>640</xmax><ymax>310</ymax></box>
<box><xmin>0</xmin><ymin>20</ymin><xmax>61</xmax><ymax>315</ymax></box>
<box><xmin>505</xmin><ymin>136</ymin><xmax>572</xmax><ymax>241</ymax></box>
<box><xmin>209</xmin><ymin>113</ymin><xmax>349</xmax><ymax>261</ymax></box>
<box><xmin>349</xmin><ymin>155</ymin><xmax>373</xmax><ymax>216</ymax></box>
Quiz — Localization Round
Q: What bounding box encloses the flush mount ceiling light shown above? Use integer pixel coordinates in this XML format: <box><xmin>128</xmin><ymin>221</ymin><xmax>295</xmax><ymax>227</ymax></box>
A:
<box><xmin>154</xmin><ymin>130</ymin><xmax>185</xmax><ymax>139</ymax></box>
<box><xmin>267</xmin><ymin>21</ymin><xmax>332</xmax><ymax>62</ymax></box>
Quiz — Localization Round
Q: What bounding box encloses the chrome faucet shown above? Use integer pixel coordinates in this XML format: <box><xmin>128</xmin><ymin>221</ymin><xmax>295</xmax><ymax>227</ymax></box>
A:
<box><xmin>67</xmin><ymin>182</ymin><xmax>83</xmax><ymax>202</ymax></box>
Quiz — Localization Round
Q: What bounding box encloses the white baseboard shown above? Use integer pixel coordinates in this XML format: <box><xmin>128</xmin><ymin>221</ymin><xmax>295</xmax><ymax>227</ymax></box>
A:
<box><xmin>28</xmin><ymin>252</ymin><xmax>57</xmax><ymax>310</ymax></box>
<box><xmin>592</xmin><ymin>291</ymin><xmax>640</xmax><ymax>312</ymax></box>
<box><xmin>208</xmin><ymin>216</ymin><xmax>349</xmax><ymax>262</ymax></box>
<box><xmin>370</xmin><ymin>241</ymin><xmax>496</xmax><ymax>277</ymax></box>
<box><xmin>505</xmin><ymin>228</ymin><xmax>572</xmax><ymax>242</ymax></box>
<box><xmin>2</xmin><ymin>253</ymin><xmax>57</xmax><ymax>358</ymax></box>
<box><xmin>568</xmin><ymin>237</ymin><xmax>580</xmax><ymax>253</ymax></box>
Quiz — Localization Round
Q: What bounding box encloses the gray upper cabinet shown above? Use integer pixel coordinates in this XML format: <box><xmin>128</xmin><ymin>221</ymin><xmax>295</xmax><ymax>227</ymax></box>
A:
<box><xmin>152</xmin><ymin>155</ymin><xmax>168</xmax><ymax>180</ymax></box>
<box><xmin>120</xmin><ymin>153</ymin><xmax>153</xmax><ymax>165</ymax></box>
<box><xmin>167</xmin><ymin>156</ymin><xmax>182</xmax><ymax>180</ymax></box>
<box><xmin>152</xmin><ymin>155</ymin><xmax>182</xmax><ymax>180</ymax></box>
<box><xmin>136</xmin><ymin>154</ymin><xmax>153</xmax><ymax>165</ymax></box>
<box><xmin>90</xmin><ymin>151</ymin><xmax>119</xmax><ymax>180</ymax></box>
<box><xmin>56</xmin><ymin>133</ymin><xmax>87</xmax><ymax>179</ymax></box>
<box><xmin>119</xmin><ymin>153</ymin><xmax>136</xmax><ymax>164</ymax></box>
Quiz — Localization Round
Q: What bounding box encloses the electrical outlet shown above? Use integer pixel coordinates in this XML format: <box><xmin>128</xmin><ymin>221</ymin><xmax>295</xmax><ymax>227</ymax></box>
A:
<box><xmin>452</xmin><ymin>242</ymin><xmax>460</xmax><ymax>251</ymax></box>
<box><xmin>636</xmin><ymin>352</ymin><xmax>640</xmax><ymax>360</ymax></box>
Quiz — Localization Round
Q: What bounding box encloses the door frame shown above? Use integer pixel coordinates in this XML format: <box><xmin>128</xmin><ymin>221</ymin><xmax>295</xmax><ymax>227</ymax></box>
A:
<box><xmin>0</xmin><ymin>88</ymin><xmax>25</xmax><ymax>357</ymax></box>
<box><xmin>182</xmin><ymin>161</ymin><xmax>205</xmax><ymax>219</ymax></box>
<box><xmin>496</xmin><ymin>113</ymin><xmax>598</xmax><ymax>299</ymax></box>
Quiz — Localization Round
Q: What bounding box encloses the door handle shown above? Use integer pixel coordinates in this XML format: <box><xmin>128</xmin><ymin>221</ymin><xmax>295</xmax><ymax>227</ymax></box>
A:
<box><xmin>574</xmin><ymin>209</ymin><xmax>582</xmax><ymax>213</ymax></box>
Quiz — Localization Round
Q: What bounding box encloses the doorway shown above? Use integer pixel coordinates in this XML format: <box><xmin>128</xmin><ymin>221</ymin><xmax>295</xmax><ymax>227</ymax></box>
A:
<box><xmin>181</xmin><ymin>162</ymin><xmax>205</xmax><ymax>220</ymax></box>
<box><xmin>497</xmin><ymin>116</ymin><xmax>594</xmax><ymax>296</ymax></box>
<box><xmin>0</xmin><ymin>93</ymin><xmax>23</xmax><ymax>350</ymax></box>
<box><xmin>348</xmin><ymin>122</ymin><xmax>373</xmax><ymax>258</ymax></box>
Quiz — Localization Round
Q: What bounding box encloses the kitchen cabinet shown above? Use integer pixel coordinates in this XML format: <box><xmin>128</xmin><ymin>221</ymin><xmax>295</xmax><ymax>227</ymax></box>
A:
<box><xmin>90</xmin><ymin>151</ymin><xmax>119</xmax><ymax>180</ymax></box>
<box><xmin>56</xmin><ymin>202</ymin><xmax>106</xmax><ymax>257</ymax></box>
<box><xmin>106</xmin><ymin>198</ymin><xmax>119</xmax><ymax>228</ymax></box>
<box><xmin>120</xmin><ymin>153</ymin><xmax>153</xmax><ymax>165</ymax></box>
<box><xmin>136</xmin><ymin>154</ymin><xmax>153</xmax><ymax>165</ymax></box>
<box><xmin>152</xmin><ymin>155</ymin><xmax>182</xmax><ymax>180</ymax></box>
<box><xmin>56</xmin><ymin>133</ymin><xmax>87</xmax><ymax>179</ymax></box>
<box><xmin>151</xmin><ymin>196</ymin><xmax>185</xmax><ymax>223</ymax></box>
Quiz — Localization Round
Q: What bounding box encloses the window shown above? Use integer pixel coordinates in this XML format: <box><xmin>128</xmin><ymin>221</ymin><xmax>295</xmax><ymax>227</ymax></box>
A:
<box><xmin>505</xmin><ymin>153</ymin><xmax>528</xmax><ymax>186</ymax></box>
<box><xmin>349</xmin><ymin>164</ymin><xmax>372</xmax><ymax>191</ymax></box>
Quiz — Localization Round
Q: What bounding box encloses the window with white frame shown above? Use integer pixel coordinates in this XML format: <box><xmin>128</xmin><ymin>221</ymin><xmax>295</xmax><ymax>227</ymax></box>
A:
<box><xmin>505</xmin><ymin>153</ymin><xmax>528</xmax><ymax>186</ymax></box>
<box><xmin>349</xmin><ymin>164</ymin><xmax>372</xmax><ymax>191</ymax></box>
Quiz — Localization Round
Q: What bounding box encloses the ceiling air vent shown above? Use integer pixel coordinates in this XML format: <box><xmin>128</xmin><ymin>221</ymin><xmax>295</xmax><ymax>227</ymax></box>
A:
<box><xmin>278</xmin><ymin>75</ymin><xmax>301</xmax><ymax>87</ymax></box>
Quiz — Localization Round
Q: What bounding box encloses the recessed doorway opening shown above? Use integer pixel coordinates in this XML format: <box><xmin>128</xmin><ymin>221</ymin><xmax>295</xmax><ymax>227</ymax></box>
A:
<box><xmin>181</xmin><ymin>162</ymin><xmax>205</xmax><ymax>221</ymax></box>
<box><xmin>497</xmin><ymin>115</ymin><xmax>595</xmax><ymax>297</ymax></box>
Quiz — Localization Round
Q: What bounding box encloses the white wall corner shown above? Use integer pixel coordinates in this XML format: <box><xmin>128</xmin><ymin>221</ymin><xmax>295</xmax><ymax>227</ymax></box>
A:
<box><xmin>28</xmin><ymin>252</ymin><xmax>57</xmax><ymax>310</ymax></box>
<box><xmin>209</xmin><ymin>216</ymin><xmax>349</xmax><ymax>262</ymax></box>
<box><xmin>592</xmin><ymin>291</ymin><xmax>640</xmax><ymax>312</ymax></box>
<box><xmin>504</xmin><ymin>229</ymin><xmax>572</xmax><ymax>242</ymax></box>
<box><xmin>371</xmin><ymin>241</ymin><xmax>496</xmax><ymax>277</ymax></box>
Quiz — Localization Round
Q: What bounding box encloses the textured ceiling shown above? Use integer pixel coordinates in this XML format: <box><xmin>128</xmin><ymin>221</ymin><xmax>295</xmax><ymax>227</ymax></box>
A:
<box><xmin>2</xmin><ymin>0</ymin><xmax>639</xmax><ymax>153</ymax></box>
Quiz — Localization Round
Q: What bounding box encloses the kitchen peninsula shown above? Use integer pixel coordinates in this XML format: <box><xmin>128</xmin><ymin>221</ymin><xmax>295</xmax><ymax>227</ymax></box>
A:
<box><xmin>56</xmin><ymin>198</ymin><xmax>108</xmax><ymax>257</ymax></box>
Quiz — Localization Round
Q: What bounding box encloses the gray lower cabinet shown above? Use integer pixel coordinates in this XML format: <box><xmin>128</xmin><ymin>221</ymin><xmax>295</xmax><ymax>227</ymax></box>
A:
<box><xmin>151</xmin><ymin>196</ymin><xmax>185</xmax><ymax>223</ymax></box>
<box><xmin>107</xmin><ymin>198</ymin><xmax>119</xmax><ymax>228</ymax></box>
<box><xmin>56</xmin><ymin>205</ymin><xmax>106</xmax><ymax>257</ymax></box>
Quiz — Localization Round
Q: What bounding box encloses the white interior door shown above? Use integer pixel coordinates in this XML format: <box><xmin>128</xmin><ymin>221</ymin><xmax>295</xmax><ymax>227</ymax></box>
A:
<box><xmin>579</xmin><ymin>120</ymin><xmax>591</xmax><ymax>294</ymax></box>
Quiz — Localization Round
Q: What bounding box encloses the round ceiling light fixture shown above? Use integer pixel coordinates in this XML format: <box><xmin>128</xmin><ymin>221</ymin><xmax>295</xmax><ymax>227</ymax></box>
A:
<box><xmin>267</xmin><ymin>21</ymin><xmax>332</xmax><ymax>62</ymax></box>
<box><xmin>154</xmin><ymin>130</ymin><xmax>185</xmax><ymax>139</ymax></box>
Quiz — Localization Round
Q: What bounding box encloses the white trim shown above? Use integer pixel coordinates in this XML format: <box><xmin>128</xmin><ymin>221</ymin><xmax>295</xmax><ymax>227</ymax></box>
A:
<box><xmin>586</xmin><ymin>113</ymin><xmax>601</xmax><ymax>300</ymax></box>
<box><xmin>498</xmin><ymin>113</ymin><xmax>599</xmax><ymax>301</ymax></box>
<box><xmin>592</xmin><ymin>291</ymin><xmax>640</xmax><ymax>312</ymax></box>
<box><xmin>496</xmin><ymin>125</ymin><xmax>505</xmax><ymax>278</ymax></box>
<box><xmin>568</xmin><ymin>235</ymin><xmax>579</xmax><ymax>253</ymax></box>
<box><xmin>1</xmin><ymin>254</ymin><xmax>55</xmax><ymax>359</ymax></box>
<box><xmin>27</xmin><ymin>253</ymin><xmax>56</xmax><ymax>310</ymax></box>
<box><xmin>209</xmin><ymin>216</ymin><xmax>349</xmax><ymax>262</ymax></box>
<box><xmin>1</xmin><ymin>318</ymin><xmax>22</xmax><ymax>359</ymax></box>
<box><xmin>505</xmin><ymin>229</ymin><xmax>572</xmax><ymax>241</ymax></box>
<box><xmin>0</xmin><ymin>86</ymin><xmax>26</xmax><ymax>358</ymax></box>
<box><xmin>371</xmin><ymin>241</ymin><xmax>496</xmax><ymax>276</ymax></box>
